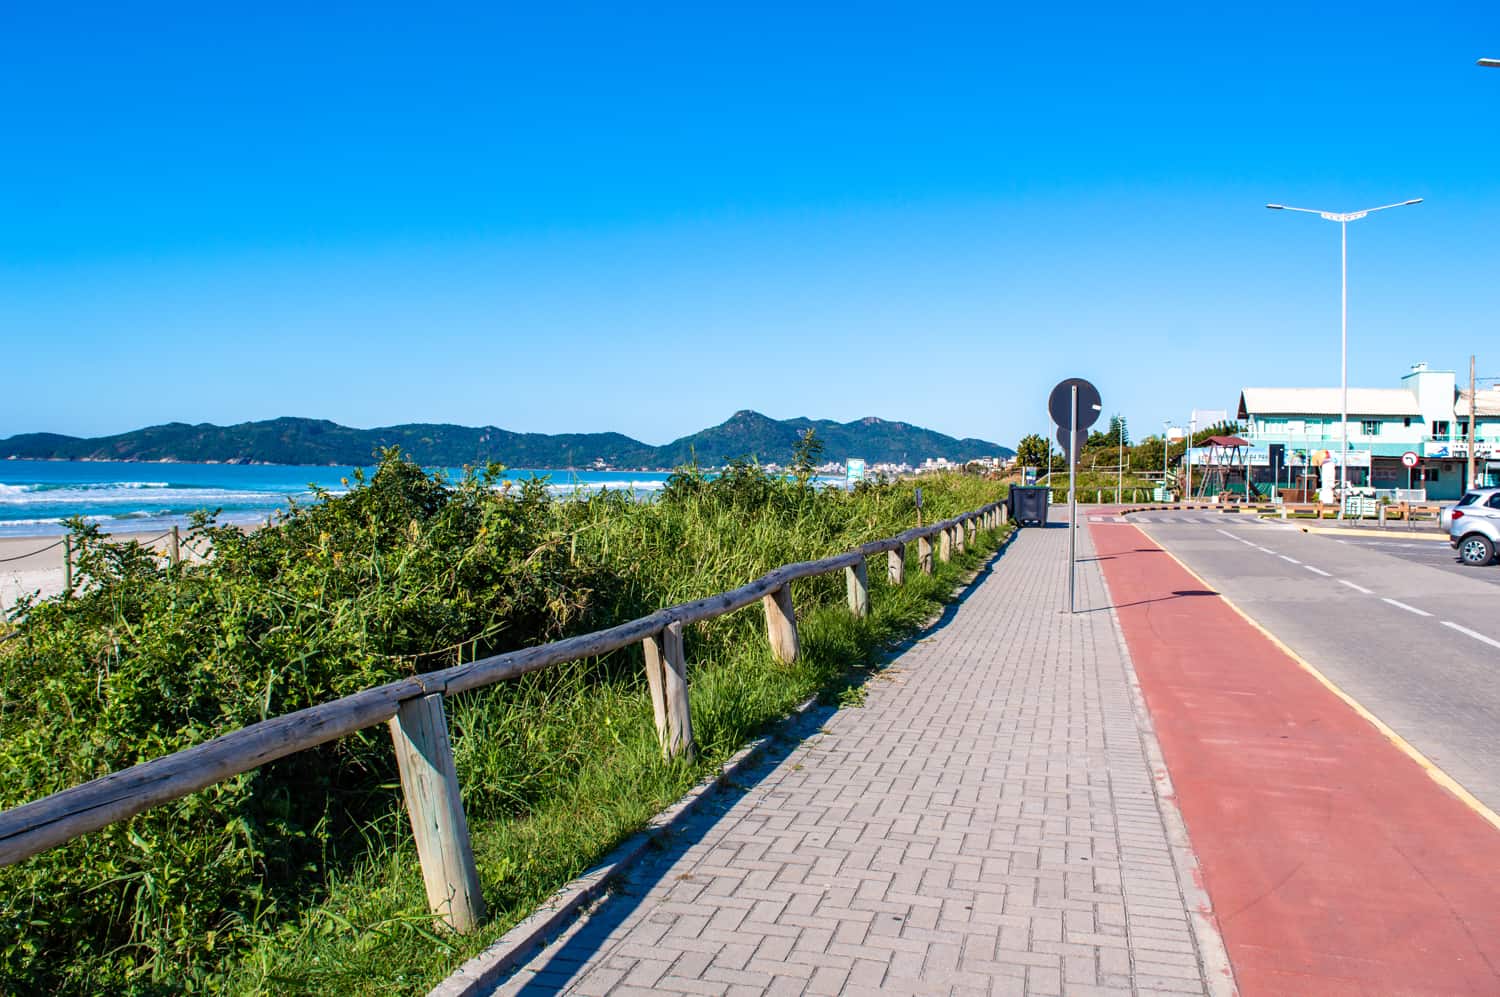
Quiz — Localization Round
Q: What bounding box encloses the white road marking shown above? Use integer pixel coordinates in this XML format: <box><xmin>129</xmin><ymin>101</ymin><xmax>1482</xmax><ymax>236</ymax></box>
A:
<box><xmin>1339</xmin><ymin>579</ymin><xmax>1374</xmax><ymax>594</ymax></box>
<box><xmin>1257</xmin><ymin>546</ymin><xmax>1275</xmax><ymax>554</ymax></box>
<box><xmin>1304</xmin><ymin>565</ymin><xmax>1332</xmax><ymax>577</ymax></box>
<box><xmin>1280</xmin><ymin>555</ymin><xmax>1301</xmax><ymax>564</ymax></box>
<box><xmin>1441</xmin><ymin>621</ymin><xmax>1500</xmax><ymax>650</ymax></box>
<box><xmin>1215</xmin><ymin>529</ymin><xmax>1237</xmax><ymax>540</ymax></box>
<box><xmin>1382</xmin><ymin>597</ymin><xmax>1432</xmax><ymax>618</ymax></box>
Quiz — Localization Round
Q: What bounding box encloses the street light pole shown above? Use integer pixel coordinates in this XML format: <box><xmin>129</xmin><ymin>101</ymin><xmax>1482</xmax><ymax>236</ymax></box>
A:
<box><xmin>1186</xmin><ymin>417</ymin><xmax>1195</xmax><ymax>500</ymax></box>
<box><xmin>1267</xmin><ymin>198</ymin><xmax>1422</xmax><ymax>518</ymax></box>
<box><xmin>1162</xmin><ymin>419</ymin><xmax>1171</xmax><ymax>501</ymax></box>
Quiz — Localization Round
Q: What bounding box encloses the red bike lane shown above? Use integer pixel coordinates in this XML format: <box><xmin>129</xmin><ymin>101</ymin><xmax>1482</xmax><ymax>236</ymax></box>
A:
<box><xmin>1089</xmin><ymin>520</ymin><xmax>1500</xmax><ymax>996</ymax></box>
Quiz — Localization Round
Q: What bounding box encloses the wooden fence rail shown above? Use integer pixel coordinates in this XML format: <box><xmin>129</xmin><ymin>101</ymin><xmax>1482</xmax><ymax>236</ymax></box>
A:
<box><xmin>0</xmin><ymin>497</ymin><xmax>1009</xmax><ymax>931</ymax></box>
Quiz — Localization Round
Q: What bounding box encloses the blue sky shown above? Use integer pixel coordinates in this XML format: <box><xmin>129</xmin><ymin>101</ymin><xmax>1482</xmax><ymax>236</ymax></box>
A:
<box><xmin>3</xmin><ymin>3</ymin><xmax>1499</xmax><ymax>450</ymax></box>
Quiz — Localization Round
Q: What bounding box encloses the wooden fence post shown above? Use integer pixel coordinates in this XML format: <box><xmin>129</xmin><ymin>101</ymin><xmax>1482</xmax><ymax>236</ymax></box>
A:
<box><xmin>641</xmin><ymin>631</ymin><xmax>671</xmax><ymax>754</ymax></box>
<box><xmin>62</xmin><ymin>536</ymin><xmax>72</xmax><ymax>594</ymax></box>
<box><xmin>999</xmin><ymin>502</ymin><xmax>1009</xmax><ymax>525</ymax></box>
<box><xmin>660</xmin><ymin>621</ymin><xmax>693</xmax><ymax>760</ymax></box>
<box><xmin>954</xmin><ymin>522</ymin><xmax>966</xmax><ymax>554</ymax></box>
<box><xmin>389</xmin><ymin>693</ymin><xmax>486</xmax><ymax>934</ymax></box>
<box><xmin>965</xmin><ymin>518</ymin><xmax>977</xmax><ymax>545</ymax></box>
<box><xmin>762</xmin><ymin>584</ymin><xmax>799</xmax><ymax>664</ymax></box>
<box><xmin>845</xmin><ymin>556</ymin><xmax>869</xmax><ymax>618</ymax></box>
<box><xmin>939</xmin><ymin>528</ymin><xmax>952</xmax><ymax>562</ymax></box>
<box><xmin>918</xmin><ymin>535</ymin><xmax>934</xmax><ymax>574</ymax></box>
<box><xmin>169</xmin><ymin>525</ymin><xmax>180</xmax><ymax>568</ymax></box>
<box><xmin>888</xmin><ymin>545</ymin><xmax>905</xmax><ymax>585</ymax></box>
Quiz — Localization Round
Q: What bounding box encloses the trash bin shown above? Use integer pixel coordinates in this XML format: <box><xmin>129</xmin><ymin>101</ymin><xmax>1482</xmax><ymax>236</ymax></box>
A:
<box><xmin>1008</xmin><ymin>485</ymin><xmax>1050</xmax><ymax>527</ymax></box>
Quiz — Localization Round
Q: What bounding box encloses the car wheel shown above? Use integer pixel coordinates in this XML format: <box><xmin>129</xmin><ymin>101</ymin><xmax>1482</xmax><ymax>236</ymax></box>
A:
<box><xmin>1458</xmin><ymin>534</ymin><xmax>1496</xmax><ymax>566</ymax></box>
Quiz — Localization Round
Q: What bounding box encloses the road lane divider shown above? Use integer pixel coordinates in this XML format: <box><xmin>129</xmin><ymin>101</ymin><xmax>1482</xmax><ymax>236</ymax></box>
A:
<box><xmin>1304</xmin><ymin>565</ymin><xmax>1332</xmax><ymax>577</ymax></box>
<box><xmin>1279</xmin><ymin>555</ymin><xmax>1301</xmax><ymax>564</ymax></box>
<box><xmin>1440</xmin><ymin>621</ymin><xmax>1500</xmax><ymax>651</ymax></box>
<box><xmin>1339</xmin><ymin>579</ymin><xmax>1374</xmax><ymax>594</ymax></box>
<box><xmin>1382</xmin><ymin>597</ymin><xmax>1433</xmax><ymax>618</ymax></box>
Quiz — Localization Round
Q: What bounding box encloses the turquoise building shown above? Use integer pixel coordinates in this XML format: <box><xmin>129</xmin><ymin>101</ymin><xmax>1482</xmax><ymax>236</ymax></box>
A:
<box><xmin>1231</xmin><ymin>363</ymin><xmax>1500</xmax><ymax>501</ymax></box>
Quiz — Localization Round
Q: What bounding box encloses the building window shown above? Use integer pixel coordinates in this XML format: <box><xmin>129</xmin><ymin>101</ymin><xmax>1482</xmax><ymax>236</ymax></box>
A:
<box><xmin>1429</xmin><ymin>470</ymin><xmax>1441</xmax><ymax>482</ymax></box>
<box><xmin>1458</xmin><ymin>420</ymin><xmax>1469</xmax><ymax>437</ymax></box>
<box><xmin>1403</xmin><ymin>417</ymin><xmax>1411</xmax><ymax>428</ymax></box>
<box><xmin>1432</xmin><ymin>420</ymin><xmax>1449</xmax><ymax>437</ymax></box>
<box><xmin>1361</xmin><ymin>420</ymin><xmax>1380</xmax><ymax>436</ymax></box>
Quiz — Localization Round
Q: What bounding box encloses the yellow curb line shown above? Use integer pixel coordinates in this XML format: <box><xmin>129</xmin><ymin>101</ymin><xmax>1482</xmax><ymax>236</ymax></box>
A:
<box><xmin>1296</xmin><ymin>525</ymin><xmax>1448</xmax><ymax>542</ymax></box>
<box><xmin>1137</xmin><ymin>523</ymin><xmax>1500</xmax><ymax>834</ymax></box>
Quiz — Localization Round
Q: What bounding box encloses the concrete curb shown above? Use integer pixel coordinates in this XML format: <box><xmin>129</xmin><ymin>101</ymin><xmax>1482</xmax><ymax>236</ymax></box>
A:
<box><xmin>1295</xmin><ymin>524</ymin><xmax>1448</xmax><ymax>542</ymax></box>
<box><xmin>427</xmin><ymin>525</ymin><xmax>1017</xmax><ymax>997</ymax></box>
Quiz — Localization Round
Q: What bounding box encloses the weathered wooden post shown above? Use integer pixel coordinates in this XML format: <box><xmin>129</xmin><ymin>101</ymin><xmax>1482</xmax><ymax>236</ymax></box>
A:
<box><xmin>918</xmin><ymin>535</ymin><xmax>934</xmax><ymax>575</ymax></box>
<box><xmin>887</xmin><ymin>545</ymin><xmax>905</xmax><ymax>585</ymax></box>
<box><xmin>389</xmin><ymin>693</ymin><xmax>486</xmax><ymax>934</ymax></box>
<box><xmin>642</xmin><ymin>631</ymin><xmax>670</xmax><ymax>753</ymax></box>
<box><xmin>1000</xmin><ymin>502</ymin><xmax>1009</xmax><ymax>526</ymax></box>
<box><xmin>954</xmin><ymin>522</ymin><xmax>966</xmax><ymax>555</ymax></box>
<box><xmin>965</xmin><ymin>518</ymin><xmax>977</xmax><ymax>545</ymax></box>
<box><xmin>845</xmin><ymin>556</ymin><xmax>869</xmax><ymax>618</ymax></box>
<box><xmin>169</xmin><ymin>525</ymin><xmax>181</xmax><ymax>568</ymax></box>
<box><xmin>62</xmin><ymin>536</ymin><xmax>72</xmax><ymax>594</ymax></box>
<box><xmin>939</xmin><ymin>527</ymin><xmax>952</xmax><ymax>562</ymax></box>
<box><xmin>762</xmin><ymin>583</ymin><xmax>799</xmax><ymax>664</ymax></box>
<box><xmin>663</xmin><ymin>617</ymin><xmax>696</xmax><ymax>758</ymax></box>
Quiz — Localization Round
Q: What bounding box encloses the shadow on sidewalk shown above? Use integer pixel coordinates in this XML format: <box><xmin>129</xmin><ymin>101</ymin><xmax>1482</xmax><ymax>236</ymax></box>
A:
<box><xmin>496</xmin><ymin>540</ymin><xmax>1017</xmax><ymax>995</ymax></box>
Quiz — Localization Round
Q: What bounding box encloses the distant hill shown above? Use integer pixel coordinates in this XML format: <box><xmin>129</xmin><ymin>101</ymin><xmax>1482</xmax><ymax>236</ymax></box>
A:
<box><xmin>0</xmin><ymin>412</ymin><xmax>1013</xmax><ymax>468</ymax></box>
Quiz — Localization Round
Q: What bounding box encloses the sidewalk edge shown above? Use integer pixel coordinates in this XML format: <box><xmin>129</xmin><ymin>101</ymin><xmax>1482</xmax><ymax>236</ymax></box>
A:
<box><xmin>1090</xmin><ymin>526</ymin><xmax>1239</xmax><ymax>997</ymax></box>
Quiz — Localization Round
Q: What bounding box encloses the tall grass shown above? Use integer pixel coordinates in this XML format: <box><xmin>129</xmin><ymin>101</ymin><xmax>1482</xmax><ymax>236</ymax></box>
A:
<box><xmin>0</xmin><ymin>453</ymin><xmax>1006</xmax><ymax>994</ymax></box>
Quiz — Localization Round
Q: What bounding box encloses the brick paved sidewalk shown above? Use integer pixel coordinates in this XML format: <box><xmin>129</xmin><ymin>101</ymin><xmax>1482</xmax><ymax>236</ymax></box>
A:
<box><xmin>482</xmin><ymin>520</ymin><xmax>1227</xmax><ymax>996</ymax></box>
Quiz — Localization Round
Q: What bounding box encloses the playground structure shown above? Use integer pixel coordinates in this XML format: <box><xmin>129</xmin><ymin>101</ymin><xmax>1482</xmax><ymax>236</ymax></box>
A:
<box><xmin>1191</xmin><ymin>435</ymin><xmax>1256</xmax><ymax>501</ymax></box>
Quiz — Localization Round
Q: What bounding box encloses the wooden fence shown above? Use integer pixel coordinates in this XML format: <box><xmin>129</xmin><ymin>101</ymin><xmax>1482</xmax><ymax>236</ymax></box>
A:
<box><xmin>0</xmin><ymin>498</ymin><xmax>1010</xmax><ymax>934</ymax></box>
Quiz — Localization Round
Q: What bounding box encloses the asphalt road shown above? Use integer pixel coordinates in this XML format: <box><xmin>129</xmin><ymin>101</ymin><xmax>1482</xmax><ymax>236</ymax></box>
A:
<box><xmin>1116</xmin><ymin>510</ymin><xmax>1500</xmax><ymax>814</ymax></box>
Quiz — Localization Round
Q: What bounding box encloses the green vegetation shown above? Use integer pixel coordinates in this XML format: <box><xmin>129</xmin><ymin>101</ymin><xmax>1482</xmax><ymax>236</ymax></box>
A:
<box><xmin>0</xmin><ymin>451</ymin><xmax>1006</xmax><ymax>995</ymax></box>
<box><xmin>0</xmin><ymin>410</ymin><xmax>1013</xmax><ymax>468</ymax></box>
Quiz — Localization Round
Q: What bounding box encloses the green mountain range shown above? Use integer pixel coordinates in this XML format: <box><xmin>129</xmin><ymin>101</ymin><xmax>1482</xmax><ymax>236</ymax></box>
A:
<box><xmin>0</xmin><ymin>412</ymin><xmax>1011</xmax><ymax>469</ymax></box>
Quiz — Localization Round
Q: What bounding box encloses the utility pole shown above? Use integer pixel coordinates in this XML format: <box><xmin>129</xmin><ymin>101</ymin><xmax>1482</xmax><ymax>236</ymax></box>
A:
<box><xmin>1468</xmin><ymin>354</ymin><xmax>1478</xmax><ymax>490</ymax></box>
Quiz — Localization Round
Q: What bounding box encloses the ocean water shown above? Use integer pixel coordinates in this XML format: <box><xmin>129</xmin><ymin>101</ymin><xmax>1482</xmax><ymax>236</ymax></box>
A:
<box><xmin>0</xmin><ymin>461</ymin><xmax>676</xmax><ymax>537</ymax></box>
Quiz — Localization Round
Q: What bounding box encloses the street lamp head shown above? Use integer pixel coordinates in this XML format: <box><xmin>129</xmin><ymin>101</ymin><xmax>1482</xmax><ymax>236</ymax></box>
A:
<box><xmin>1403</xmin><ymin>198</ymin><xmax>1423</xmax><ymax>206</ymax></box>
<box><xmin>1478</xmin><ymin>57</ymin><xmax>1500</xmax><ymax>67</ymax></box>
<box><xmin>1266</xmin><ymin>204</ymin><xmax>1285</xmax><ymax>210</ymax></box>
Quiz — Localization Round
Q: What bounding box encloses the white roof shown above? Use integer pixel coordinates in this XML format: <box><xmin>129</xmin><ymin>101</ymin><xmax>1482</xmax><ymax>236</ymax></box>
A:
<box><xmin>1238</xmin><ymin>387</ymin><xmax>1421</xmax><ymax>419</ymax></box>
<box><xmin>1456</xmin><ymin>389</ymin><xmax>1500</xmax><ymax>418</ymax></box>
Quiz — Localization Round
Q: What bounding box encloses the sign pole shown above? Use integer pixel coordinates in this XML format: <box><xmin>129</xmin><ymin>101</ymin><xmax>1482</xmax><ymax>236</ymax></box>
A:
<box><xmin>1069</xmin><ymin>385</ymin><xmax>1078</xmax><ymax>614</ymax></box>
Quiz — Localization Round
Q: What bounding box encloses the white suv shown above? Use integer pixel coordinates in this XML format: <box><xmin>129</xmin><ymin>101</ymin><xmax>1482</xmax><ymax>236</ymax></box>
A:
<box><xmin>1449</xmin><ymin>488</ymin><xmax>1500</xmax><ymax>566</ymax></box>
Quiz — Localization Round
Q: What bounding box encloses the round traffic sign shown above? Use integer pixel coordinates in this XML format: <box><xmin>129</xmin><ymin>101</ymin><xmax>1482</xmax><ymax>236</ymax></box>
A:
<box><xmin>1056</xmin><ymin>426</ymin><xmax>1086</xmax><ymax>459</ymax></box>
<box><xmin>1402</xmin><ymin>451</ymin><xmax>1419</xmax><ymax>468</ymax></box>
<box><xmin>1048</xmin><ymin>378</ymin><xmax>1102</xmax><ymax>431</ymax></box>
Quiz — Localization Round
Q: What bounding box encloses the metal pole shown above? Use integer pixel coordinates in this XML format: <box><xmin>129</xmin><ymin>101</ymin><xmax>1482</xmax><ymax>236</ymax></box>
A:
<box><xmin>1339</xmin><ymin>218</ymin><xmax>1348</xmax><ymax>519</ymax></box>
<box><xmin>1186</xmin><ymin>419</ymin><xmax>1194</xmax><ymax>499</ymax></box>
<box><xmin>1069</xmin><ymin>386</ymin><xmax>1078</xmax><ymax>614</ymax></box>
<box><xmin>1468</xmin><ymin>354</ymin><xmax>1477</xmax><ymax>489</ymax></box>
<box><xmin>1162</xmin><ymin>422</ymin><xmax>1169</xmax><ymax>501</ymax></box>
<box><xmin>1117</xmin><ymin>431</ymin><xmax>1123</xmax><ymax>505</ymax></box>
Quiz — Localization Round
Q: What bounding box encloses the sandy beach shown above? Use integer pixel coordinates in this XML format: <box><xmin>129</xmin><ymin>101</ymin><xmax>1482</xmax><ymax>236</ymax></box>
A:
<box><xmin>0</xmin><ymin>531</ymin><xmax>201</xmax><ymax>612</ymax></box>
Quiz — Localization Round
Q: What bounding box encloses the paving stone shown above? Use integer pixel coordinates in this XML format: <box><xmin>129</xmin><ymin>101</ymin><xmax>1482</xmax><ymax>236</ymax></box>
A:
<box><xmin>479</xmin><ymin>521</ymin><xmax>1217</xmax><ymax>994</ymax></box>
